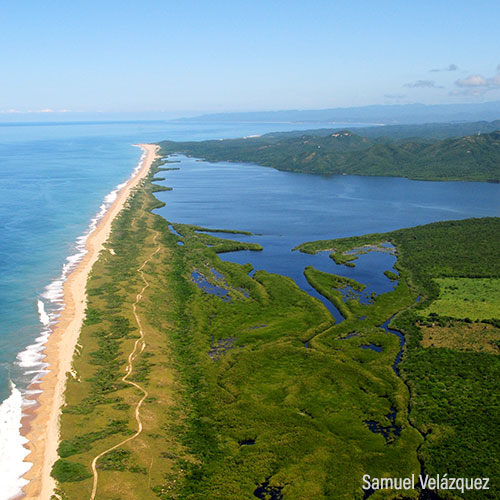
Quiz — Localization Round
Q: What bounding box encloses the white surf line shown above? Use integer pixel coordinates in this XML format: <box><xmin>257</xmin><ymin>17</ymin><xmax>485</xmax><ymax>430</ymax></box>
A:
<box><xmin>18</xmin><ymin>144</ymin><xmax>158</xmax><ymax>500</ymax></box>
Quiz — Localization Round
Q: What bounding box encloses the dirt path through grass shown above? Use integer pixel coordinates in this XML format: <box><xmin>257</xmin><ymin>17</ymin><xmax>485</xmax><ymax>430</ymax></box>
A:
<box><xmin>88</xmin><ymin>229</ymin><xmax>160</xmax><ymax>500</ymax></box>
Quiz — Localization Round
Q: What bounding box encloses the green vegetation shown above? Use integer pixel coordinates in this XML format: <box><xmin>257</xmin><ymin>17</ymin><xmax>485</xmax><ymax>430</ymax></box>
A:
<box><xmin>296</xmin><ymin>238</ymin><xmax>395</xmax><ymax>268</ymax></box>
<box><xmin>58</xmin><ymin>419</ymin><xmax>131</xmax><ymax>458</ymax></box>
<box><xmin>97</xmin><ymin>448</ymin><xmax>147</xmax><ymax>474</ymax></box>
<box><xmin>159</xmin><ymin>130</ymin><xmax>500</xmax><ymax>182</ymax></box>
<box><xmin>53</xmin><ymin>166</ymin><xmax>187</xmax><ymax>499</ymax></box>
<box><xmin>182</xmin><ymin>224</ymin><xmax>253</xmax><ymax>236</ymax></box>
<box><xmin>304</xmin><ymin>266</ymin><xmax>365</xmax><ymax>319</ymax></box>
<box><xmin>54</xmin><ymin>147</ymin><xmax>500</xmax><ymax>499</ymax></box>
<box><xmin>421</xmin><ymin>277</ymin><xmax>500</xmax><ymax>320</ymax></box>
<box><xmin>52</xmin><ymin>460</ymin><xmax>93</xmax><ymax>483</ymax></box>
<box><xmin>298</xmin><ymin>217</ymin><xmax>500</xmax><ymax>499</ymax></box>
<box><xmin>55</xmin><ymin>155</ymin><xmax>424</xmax><ymax>500</ymax></box>
<box><xmin>260</xmin><ymin>119</ymin><xmax>500</xmax><ymax>141</ymax></box>
<box><xmin>384</xmin><ymin>270</ymin><xmax>399</xmax><ymax>281</ymax></box>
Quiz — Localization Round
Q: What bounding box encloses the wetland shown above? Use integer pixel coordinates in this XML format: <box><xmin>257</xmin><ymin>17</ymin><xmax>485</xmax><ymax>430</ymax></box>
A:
<box><xmin>53</xmin><ymin>152</ymin><xmax>500</xmax><ymax>500</ymax></box>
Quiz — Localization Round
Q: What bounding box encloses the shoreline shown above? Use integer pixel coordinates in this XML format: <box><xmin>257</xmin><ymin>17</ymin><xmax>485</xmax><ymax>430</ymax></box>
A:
<box><xmin>19</xmin><ymin>143</ymin><xmax>159</xmax><ymax>500</ymax></box>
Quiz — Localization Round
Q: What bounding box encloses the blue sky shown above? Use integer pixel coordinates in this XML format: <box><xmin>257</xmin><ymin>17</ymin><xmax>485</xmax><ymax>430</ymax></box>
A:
<box><xmin>1</xmin><ymin>0</ymin><xmax>500</xmax><ymax>114</ymax></box>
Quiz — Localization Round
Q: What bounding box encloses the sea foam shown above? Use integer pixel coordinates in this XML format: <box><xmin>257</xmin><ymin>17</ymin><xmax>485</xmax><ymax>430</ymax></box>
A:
<box><xmin>0</xmin><ymin>383</ymin><xmax>30</xmax><ymax>500</ymax></box>
<box><xmin>0</xmin><ymin>146</ymin><xmax>147</xmax><ymax>500</ymax></box>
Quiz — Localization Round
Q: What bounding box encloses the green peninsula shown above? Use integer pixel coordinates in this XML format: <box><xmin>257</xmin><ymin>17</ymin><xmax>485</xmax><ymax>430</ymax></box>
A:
<box><xmin>159</xmin><ymin>129</ymin><xmax>500</xmax><ymax>182</ymax></box>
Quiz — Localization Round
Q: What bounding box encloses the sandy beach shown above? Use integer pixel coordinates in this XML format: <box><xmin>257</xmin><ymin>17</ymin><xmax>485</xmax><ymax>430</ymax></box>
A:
<box><xmin>20</xmin><ymin>144</ymin><xmax>159</xmax><ymax>500</ymax></box>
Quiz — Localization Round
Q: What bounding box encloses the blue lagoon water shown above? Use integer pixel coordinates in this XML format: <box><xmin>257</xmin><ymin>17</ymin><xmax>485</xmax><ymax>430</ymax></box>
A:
<box><xmin>0</xmin><ymin>119</ymin><xmax>349</xmax><ymax>498</ymax></box>
<box><xmin>1</xmin><ymin>120</ymin><xmax>500</xmax><ymax>498</ymax></box>
<box><xmin>153</xmin><ymin>155</ymin><xmax>500</xmax><ymax>317</ymax></box>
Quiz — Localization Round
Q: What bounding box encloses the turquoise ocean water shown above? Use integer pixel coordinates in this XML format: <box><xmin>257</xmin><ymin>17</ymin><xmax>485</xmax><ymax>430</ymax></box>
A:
<box><xmin>1</xmin><ymin>119</ymin><xmax>499</xmax><ymax>498</ymax></box>
<box><xmin>0</xmin><ymin>119</ymin><xmax>348</xmax><ymax>498</ymax></box>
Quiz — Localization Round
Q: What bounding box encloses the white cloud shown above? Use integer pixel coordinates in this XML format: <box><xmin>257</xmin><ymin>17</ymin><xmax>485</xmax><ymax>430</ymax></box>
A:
<box><xmin>451</xmin><ymin>67</ymin><xmax>500</xmax><ymax>97</ymax></box>
<box><xmin>455</xmin><ymin>75</ymin><xmax>488</xmax><ymax>87</ymax></box>
<box><xmin>453</xmin><ymin>66</ymin><xmax>500</xmax><ymax>97</ymax></box>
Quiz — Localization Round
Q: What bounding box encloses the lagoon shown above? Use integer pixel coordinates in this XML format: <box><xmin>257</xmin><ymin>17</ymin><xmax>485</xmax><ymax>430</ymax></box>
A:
<box><xmin>154</xmin><ymin>154</ymin><xmax>500</xmax><ymax>317</ymax></box>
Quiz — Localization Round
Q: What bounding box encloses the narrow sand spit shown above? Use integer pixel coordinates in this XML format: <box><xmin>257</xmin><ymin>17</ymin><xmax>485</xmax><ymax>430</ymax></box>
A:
<box><xmin>20</xmin><ymin>144</ymin><xmax>159</xmax><ymax>500</ymax></box>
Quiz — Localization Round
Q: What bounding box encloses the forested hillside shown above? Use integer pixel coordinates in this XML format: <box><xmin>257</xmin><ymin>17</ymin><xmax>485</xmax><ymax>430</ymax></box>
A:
<box><xmin>159</xmin><ymin>129</ymin><xmax>500</xmax><ymax>182</ymax></box>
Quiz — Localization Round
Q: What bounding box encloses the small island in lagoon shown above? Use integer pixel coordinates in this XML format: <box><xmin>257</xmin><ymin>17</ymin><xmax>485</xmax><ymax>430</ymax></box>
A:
<box><xmin>50</xmin><ymin>140</ymin><xmax>500</xmax><ymax>499</ymax></box>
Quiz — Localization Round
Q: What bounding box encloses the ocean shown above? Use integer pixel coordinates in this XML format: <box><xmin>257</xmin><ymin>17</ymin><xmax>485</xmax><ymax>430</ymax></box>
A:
<box><xmin>1</xmin><ymin>120</ymin><xmax>499</xmax><ymax>499</ymax></box>
<box><xmin>0</xmin><ymin>119</ymin><xmax>352</xmax><ymax>499</ymax></box>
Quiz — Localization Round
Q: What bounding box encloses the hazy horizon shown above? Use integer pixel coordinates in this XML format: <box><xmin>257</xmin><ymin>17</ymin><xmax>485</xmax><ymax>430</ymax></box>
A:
<box><xmin>2</xmin><ymin>1</ymin><xmax>500</xmax><ymax>115</ymax></box>
<box><xmin>1</xmin><ymin>100</ymin><xmax>500</xmax><ymax>126</ymax></box>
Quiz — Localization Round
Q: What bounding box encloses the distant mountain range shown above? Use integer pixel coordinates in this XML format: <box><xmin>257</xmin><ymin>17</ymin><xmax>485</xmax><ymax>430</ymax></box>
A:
<box><xmin>180</xmin><ymin>101</ymin><xmax>500</xmax><ymax>125</ymax></box>
<box><xmin>158</xmin><ymin>125</ymin><xmax>500</xmax><ymax>182</ymax></box>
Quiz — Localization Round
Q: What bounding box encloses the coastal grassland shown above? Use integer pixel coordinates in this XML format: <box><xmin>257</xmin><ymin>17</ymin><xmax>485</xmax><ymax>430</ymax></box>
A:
<box><xmin>53</xmin><ymin>163</ymin><xmax>266</xmax><ymax>500</ymax></box>
<box><xmin>53</xmin><ymin>167</ymin><xmax>190</xmax><ymax>500</ymax></box>
<box><xmin>298</xmin><ymin>217</ymin><xmax>500</xmax><ymax>499</ymax></box>
<box><xmin>54</xmin><ymin>155</ymin><xmax>426</xmax><ymax>500</ymax></box>
<box><xmin>421</xmin><ymin>277</ymin><xmax>500</xmax><ymax>320</ymax></box>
